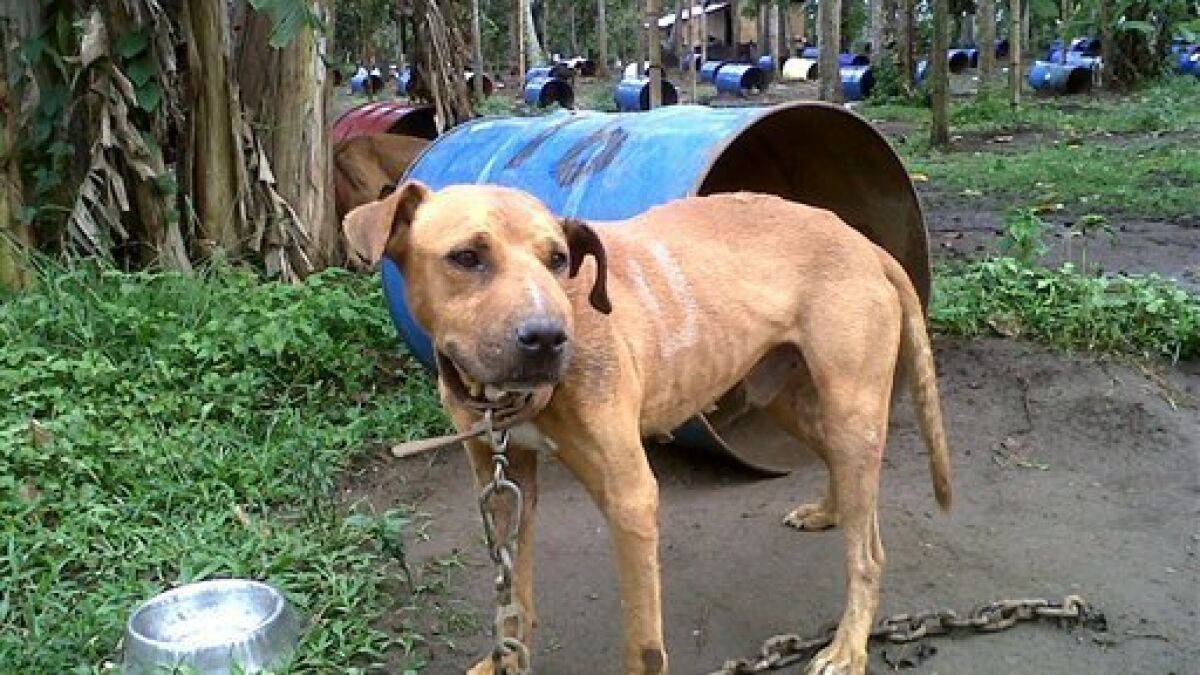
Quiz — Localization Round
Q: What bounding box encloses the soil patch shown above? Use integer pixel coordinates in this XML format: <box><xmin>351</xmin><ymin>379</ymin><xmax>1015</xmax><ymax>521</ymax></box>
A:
<box><xmin>340</xmin><ymin>338</ymin><xmax>1199</xmax><ymax>674</ymax></box>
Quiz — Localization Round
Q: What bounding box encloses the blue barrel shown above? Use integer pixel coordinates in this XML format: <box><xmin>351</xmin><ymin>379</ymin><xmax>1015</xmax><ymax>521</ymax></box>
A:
<box><xmin>523</xmin><ymin>76</ymin><xmax>575</xmax><ymax>108</ymax></box>
<box><xmin>757</xmin><ymin>55</ymin><xmax>775</xmax><ymax>84</ymax></box>
<box><xmin>387</xmin><ymin>103</ymin><xmax>930</xmax><ymax>475</ymax></box>
<box><xmin>840</xmin><ymin>65</ymin><xmax>874</xmax><ymax>101</ymax></box>
<box><xmin>965</xmin><ymin>48</ymin><xmax>980</xmax><ymax>68</ymax></box>
<box><xmin>947</xmin><ymin>49</ymin><xmax>970</xmax><ymax>73</ymax></box>
<box><xmin>714</xmin><ymin>64</ymin><xmax>765</xmax><ymax>95</ymax></box>
<box><xmin>525</xmin><ymin>64</ymin><xmax>572</xmax><ymax>83</ymax></box>
<box><xmin>699</xmin><ymin>60</ymin><xmax>725</xmax><ymax>83</ymax></box>
<box><xmin>1071</xmin><ymin>37</ymin><xmax>1101</xmax><ymax>55</ymax></box>
<box><xmin>800</xmin><ymin>47</ymin><xmax>819</xmax><ymax>59</ymax></box>
<box><xmin>350</xmin><ymin>70</ymin><xmax>368</xmax><ymax>94</ymax></box>
<box><xmin>995</xmin><ymin>38</ymin><xmax>1010</xmax><ymax>59</ymax></box>
<box><xmin>838</xmin><ymin>53</ymin><xmax>870</xmax><ymax>67</ymax></box>
<box><xmin>614</xmin><ymin>78</ymin><xmax>680</xmax><ymax>111</ymax></box>
<box><xmin>1028</xmin><ymin>60</ymin><xmax>1093</xmax><ymax>94</ymax></box>
<box><xmin>1179</xmin><ymin>50</ymin><xmax>1200</xmax><ymax>75</ymax></box>
<box><xmin>1047</xmin><ymin>49</ymin><xmax>1102</xmax><ymax>69</ymax></box>
<box><xmin>915</xmin><ymin>59</ymin><xmax>929</xmax><ymax>85</ymax></box>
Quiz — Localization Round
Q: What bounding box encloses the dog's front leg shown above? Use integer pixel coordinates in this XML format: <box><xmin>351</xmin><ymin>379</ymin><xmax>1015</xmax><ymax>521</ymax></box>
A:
<box><xmin>557</xmin><ymin>422</ymin><xmax>667</xmax><ymax>675</ymax></box>
<box><xmin>462</xmin><ymin>437</ymin><xmax>540</xmax><ymax>675</ymax></box>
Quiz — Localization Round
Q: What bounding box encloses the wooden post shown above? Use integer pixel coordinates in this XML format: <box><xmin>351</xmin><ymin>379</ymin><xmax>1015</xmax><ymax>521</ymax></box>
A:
<box><xmin>647</xmin><ymin>0</ymin><xmax>663</xmax><ymax>108</ymax></box>
<box><xmin>978</xmin><ymin>0</ymin><xmax>996</xmax><ymax>88</ymax></box>
<box><xmin>1009</xmin><ymin>0</ymin><xmax>1021</xmax><ymax>107</ymax></box>
<box><xmin>471</xmin><ymin>0</ymin><xmax>484</xmax><ymax>97</ymax></box>
<box><xmin>597</xmin><ymin>0</ymin><xmax>609</xmax><ymax>77</ymax></box>
<box><xmin>817</xmin><ymin>0</ymin><xmax>842</xmax><ymax>102</ymax></box>
<box><xmin>518</xmin><ymin>0</ymin><xmax>526</xmax><ymax>76</ymax></box>
<box><xmin>931</xmin><ymin>0</ymin><xmax>950</xmax><ymax>146</ymax></box>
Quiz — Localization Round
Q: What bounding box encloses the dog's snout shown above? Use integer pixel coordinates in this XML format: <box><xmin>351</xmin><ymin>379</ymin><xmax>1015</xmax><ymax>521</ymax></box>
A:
<box><xmin>516</xmin><ymin>318</ymin><xmax>568</xmax><ymax>356</ymax></box>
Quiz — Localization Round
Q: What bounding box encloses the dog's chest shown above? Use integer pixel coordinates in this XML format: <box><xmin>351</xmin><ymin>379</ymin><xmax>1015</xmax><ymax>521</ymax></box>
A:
<box><xmin>508</xmin><ymin>422</ymin><xmax>559</xmax><ymax>457</ymax></box>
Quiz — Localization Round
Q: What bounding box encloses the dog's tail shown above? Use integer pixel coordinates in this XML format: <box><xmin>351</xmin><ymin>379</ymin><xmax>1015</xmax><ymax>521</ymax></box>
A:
<box><xmin>878</xmin><ymin>249</ymin><xmax>952</xmax><ymax>511</ymax></box>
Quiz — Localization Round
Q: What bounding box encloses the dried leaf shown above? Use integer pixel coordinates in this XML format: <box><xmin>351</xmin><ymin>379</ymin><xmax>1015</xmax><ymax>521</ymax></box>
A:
<box><xmin>29</xmin><ymin>419</ymin><xmax>52</xmax><ymax>446</ymax></box>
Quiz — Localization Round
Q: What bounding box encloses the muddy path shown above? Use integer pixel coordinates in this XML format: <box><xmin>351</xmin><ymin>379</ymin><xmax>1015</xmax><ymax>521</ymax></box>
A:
<box><xmin>341</xmin><ymin>338</ymin><xmax>1199</xmax><ymax>674</ymax></box>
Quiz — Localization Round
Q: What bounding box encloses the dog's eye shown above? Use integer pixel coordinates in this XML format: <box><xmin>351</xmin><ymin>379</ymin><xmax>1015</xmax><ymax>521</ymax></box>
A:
<box><xmin>548</xmin><ymin>251</ymin><xmax>569</xmax><ymax>272</ymax></box>
<box><xmin>447</xmin><ymin>249</ymin><xmax>484</xmax><ymax>270</ymax></box>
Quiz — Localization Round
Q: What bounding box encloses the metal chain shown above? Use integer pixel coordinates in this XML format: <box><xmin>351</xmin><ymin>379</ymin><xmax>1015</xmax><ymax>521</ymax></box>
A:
<box><xmin>711</xmin><ymin>595</ymin><xmax>1107</xmax><ymax>674</ymax></box>
<box><xmin>477</xmin><ymin>411</ymin><xmax>532</xmax><ymax>675</ymax></box>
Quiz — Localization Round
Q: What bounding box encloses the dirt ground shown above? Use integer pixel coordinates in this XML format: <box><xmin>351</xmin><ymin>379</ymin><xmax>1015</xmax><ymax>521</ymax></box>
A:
<box><xmin>335</xmin><ymin>84</ymin><xmax>1199</xmax><ymax>674</ymax></box>
<box><xmin>343</xmin><ymin>337</ymin><xmax>1198</xmax><ymax>674</ymax></box>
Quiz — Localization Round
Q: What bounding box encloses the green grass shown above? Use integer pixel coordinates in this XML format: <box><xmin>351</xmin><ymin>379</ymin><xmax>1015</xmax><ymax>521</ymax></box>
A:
<box><xmin>0</xmin><ymin>263</ymin><xmax>446</xmax><ymax>673</ymax></box>
<box><xmin>905</xmin><ymin>136</ymin><xmax>1200</xmax><ymax>219</ymax></box>
<box><xmin>931</xmin><ymin>258</ymin><xmax>1200</xmax><ymax>361</ymax></box>
<box><xmin>865</xmin><ymin>74</ymin><xmax>1200</xmax><ymax>136</ymax></box>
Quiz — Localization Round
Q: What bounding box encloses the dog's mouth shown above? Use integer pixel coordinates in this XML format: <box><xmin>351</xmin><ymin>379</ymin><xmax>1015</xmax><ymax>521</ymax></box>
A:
<box><xmin>436</xmin><ymin>350</ymin><xmax>547</xmax><ymax>410</ymax></box>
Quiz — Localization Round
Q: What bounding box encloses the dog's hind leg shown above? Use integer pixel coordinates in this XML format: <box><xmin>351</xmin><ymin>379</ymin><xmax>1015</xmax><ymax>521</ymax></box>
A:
<box><xmin>759</xmin><ymin>358</ymin><xmax>840</xmax><ymax>531</ymax></box>
<box><xmin>798</xmin><ymin>291</ymin><xmax>902</xmax><ymax>675</ymax></box>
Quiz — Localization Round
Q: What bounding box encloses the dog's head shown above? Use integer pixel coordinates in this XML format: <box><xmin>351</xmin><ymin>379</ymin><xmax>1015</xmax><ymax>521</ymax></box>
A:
<box><xmin>344</xmin><ymin>181</ymin><xmax>610</xmax><ymax>402</ymax></box>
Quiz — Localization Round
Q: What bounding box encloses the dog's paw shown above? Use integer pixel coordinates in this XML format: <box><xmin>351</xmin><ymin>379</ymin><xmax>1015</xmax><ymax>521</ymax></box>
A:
<box><xmin>783</xmin><ymin>502</ymin><xmax>838</xmax><ymax>531</ymax></box>
<box><xmin>467</xmin><ymin>652</ymin><xmax>528</xmax><ymax>675</ymax></box>
<box><xmin>805</xmin><ymin>643</ymin><xmax>866</xmax><ymax>675</ymax></box>
<box><xmin>466</xmin><ymin>659</ymin><xmax>494</xmax><ymax>675</ymax></box>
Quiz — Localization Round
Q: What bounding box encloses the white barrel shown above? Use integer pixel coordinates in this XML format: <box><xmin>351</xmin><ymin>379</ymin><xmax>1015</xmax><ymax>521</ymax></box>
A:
<box><xmin>782</xmin><ymin>57</ymin><xmax>818</xmax><ymax>81</ymax></box>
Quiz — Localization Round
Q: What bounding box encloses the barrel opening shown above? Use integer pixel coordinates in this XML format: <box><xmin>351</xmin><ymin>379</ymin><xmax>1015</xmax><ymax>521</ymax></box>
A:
<box><xmin>690</xmin><ymin>103</ymin><xmax>927</xmax><ymax>474</ymax></box>
<box><xmin>696</xmin><ymin>103</ymin><xmax>928</xmax><ymax>303</ymax></box>
<box><xmin>467</xmin><ymin>73</ymin><xmax>495</xmax><ymax>98</ymax></box>
<box><xmin>526</xmin><ymin>77</ymin><xmax>575</xmax><ymax>108</ymax></box>
<box><xmin>948</xmin><ymin>50</ymin><xmax>970</xmax><ymax>73</ymax></box>
<box><xmin>1063</xmin><ymin>66</ymin><xmax>1093</xmax><ymax>94</ymax></box>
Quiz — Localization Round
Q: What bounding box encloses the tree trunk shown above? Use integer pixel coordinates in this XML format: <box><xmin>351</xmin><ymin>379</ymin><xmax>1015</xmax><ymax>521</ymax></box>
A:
<box><xmin>870</xmin><ymin>0</ymin><xmax>886</xmax><ymax>65</ymax></box>
<box><xmin>235</xmin><ymin>0</ymin><xmax>337</xmax><ymax>275</ymax></box>
<box><xmin>521</xmin><ymin>0</ymin><xmax>545</xmax><ymax>66</ymax></box>
<box><xmin>673</xmin><ymin>0</ymin><xmax>683</xmax><ymax>62</ymax></box>
<box><xmin>471</xmin><ymin>0</ymin><xmax>485</xmax><ymax>97</ymax></box>
<box><xmin>0</xmin><ymin>1</ymin><xmax>36</xmax><ymax>288</ymax></box>
<box><xmin>1059</xmin><ymin>0</ymin><xmax>1070</xmax><ymax>64</ymax></box>
<box><xmin>569</xmin><ymin>2</ymin><xmax>577</xmax><ymax>56</ymax></box>
<box><xmin>730</xmin><ymin>0</ymin><xmax>740</xmax><ymax>50</ymax></box>
<box><xmin>899</xmin><ymin>0</ymin><xmax>915</xmax><ymax>85</ymax></box>
<box><xmin>775</xmin><ymin>2</ymin><xmax>786</xmax><ymax>61</ymax></box>
<box><xmin>1098</xmin><ymin>0</ymin><xmax>1111</xmax><ymax>88</ymax></box>
<box><xmin>978</xmin><ymin>0</ymin><xmax>996</xmax><ymax>87</ymax></box>
<box><xmin>817</xmin><ymin>0</ymin><xmax>842</xmax><ymax>102</ymax></box>
<box><xmin>931</xmin><ymin>0</ymin><xmax>950</xmax><ymax>146</ymax></box>
<box><xmin>647</xmin><ymin>0</ymin><xmax>663</xmax><ymax>107</ymax></box>
<box><xmin>183</xmin><ymin>0</ymin><xmax>246</xmax><ymax>258</ymax></box>
<box><xmin>1010</xmin><ymin>0</ymin><xmax>1021</xmax><ymax>107</ymax></box>
<box><xmin>596</xmin><ymin>0</ymin><xmax>609</xmax><ymax>76</ymax></box>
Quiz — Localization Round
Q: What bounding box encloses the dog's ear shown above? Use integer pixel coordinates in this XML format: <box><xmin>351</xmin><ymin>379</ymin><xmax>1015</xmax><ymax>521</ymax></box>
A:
<box><xmin>561</xmin><ymin>217</ymin><xmax>611</xmax><ymax>314</ymax></box>
<box><xmin>343</xmin><ymin>181</ymin><xmax>432</xmax><ymax>267</ymax></box>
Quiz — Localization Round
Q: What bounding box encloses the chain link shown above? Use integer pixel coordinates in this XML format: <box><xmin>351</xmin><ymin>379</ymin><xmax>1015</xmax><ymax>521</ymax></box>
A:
<box><xmin>712</xmin><ymin>595</ymin><xmax>1106</xmax><ymax>674</ymax></box>
<box><xmin>477</xmin><ymin>411</ymin><xmax>532</xmax><ymax>674</ymax></box>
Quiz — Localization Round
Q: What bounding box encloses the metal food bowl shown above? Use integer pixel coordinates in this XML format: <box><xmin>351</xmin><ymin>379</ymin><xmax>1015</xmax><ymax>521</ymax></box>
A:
<box><xmin>123</xmin><ymin>579</ymin><xmax>304</xmax><ymax>674</ymax></box>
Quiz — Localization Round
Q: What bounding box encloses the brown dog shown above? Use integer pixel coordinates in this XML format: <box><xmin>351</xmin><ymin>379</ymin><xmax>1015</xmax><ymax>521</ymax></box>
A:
<box><xmin>333</xmin><ymin>133</ymin><xmax>430</xmax><ymax>223</ymax></box>
<box><xmin>344</xmin><ymin>182</ymin><xmax>952</xmax><ymax>675</ymax></box>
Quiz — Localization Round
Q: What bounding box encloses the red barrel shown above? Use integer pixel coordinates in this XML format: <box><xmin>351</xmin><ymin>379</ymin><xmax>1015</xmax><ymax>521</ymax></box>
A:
<box><xmin>331</xmin><ymin>102</ymin><xmax>438</xmax><ymax>143</ymax></box>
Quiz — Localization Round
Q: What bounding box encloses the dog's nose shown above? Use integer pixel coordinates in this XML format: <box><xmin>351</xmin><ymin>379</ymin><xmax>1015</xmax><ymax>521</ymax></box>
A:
<box><xmin>516</xmin><ymin>318</ymin><xmax>568</xmax><ymax>357</ymax></box>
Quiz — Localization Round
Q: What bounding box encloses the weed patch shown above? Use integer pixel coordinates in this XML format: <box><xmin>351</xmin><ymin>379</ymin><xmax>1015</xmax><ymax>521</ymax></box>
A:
<box><xmin>0</xmin><ymin>264</ymin><xmax>446</xmax><ymax>672</ymax></box>
<box><xmin>931</xmin><ymin>258</ymin><xmax>1200</xmax><ymax>361</ymax></box>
